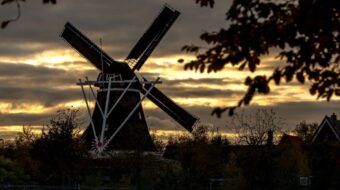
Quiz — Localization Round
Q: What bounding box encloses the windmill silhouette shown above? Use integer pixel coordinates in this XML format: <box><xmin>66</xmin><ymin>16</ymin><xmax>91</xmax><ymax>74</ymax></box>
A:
<box><xmin>61</xmin><ymin>5</ymin><xmax>198</xmax><ymax>154</ymax></box>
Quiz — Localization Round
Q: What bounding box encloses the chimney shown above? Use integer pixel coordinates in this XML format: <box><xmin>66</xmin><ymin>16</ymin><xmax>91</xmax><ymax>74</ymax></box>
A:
<box><xmin>267</xmin><ymin>130</ymin><xmax>273</xmax><ymax>146</ymax></box>
<box><xmin>331</xmin><ymin>113</ymin><xmax>337</xmax><ymax>121</ymax></box>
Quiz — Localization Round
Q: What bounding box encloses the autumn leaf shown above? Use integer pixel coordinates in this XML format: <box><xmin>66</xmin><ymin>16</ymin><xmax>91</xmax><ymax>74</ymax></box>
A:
<box><xmin>43</xmin><ymin>0</ymin><xmax>57</xmax><ymax>4</ymax></box>
<box><xmin>211</xmin><ymin>107</ymin><xmax>228</xmax><ymax>118</ymax></box>
<box><xmin>195</xmin><ymin>0</ymin><xmax>214</xmax><ymax>8</ymax></box>
<box><xmin>177</xmin><ymin>59</ymin><xmax>184</xmax><ymax>63</ymax></box>
<box><xmin>1</xmin><ymin>0</ymin><xmax>15</xmax><ymax>5</ymax></box>
<box><xmin>1</xmin><ymin>20</ymin><xmax>10</xmax><ymax>29</ymax></box>
<box><xmin>335</xmin><ymin>89</ymin><xmax>340</xmax><ymax>96</ymax></box>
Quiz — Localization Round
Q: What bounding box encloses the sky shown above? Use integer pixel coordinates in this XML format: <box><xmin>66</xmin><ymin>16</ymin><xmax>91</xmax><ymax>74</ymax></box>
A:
<box><xmin>0</xmin><ymin>0</ymin><xmax>339</xmax><ymax>140</ymax></box>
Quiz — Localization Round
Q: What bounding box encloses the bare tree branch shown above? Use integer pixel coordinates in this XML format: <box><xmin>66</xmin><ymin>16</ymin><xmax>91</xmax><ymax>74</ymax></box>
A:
<box><xmin>228</xmin><ymin>109</ymin><xmax>284</xmax><ymax>145</ymax></box>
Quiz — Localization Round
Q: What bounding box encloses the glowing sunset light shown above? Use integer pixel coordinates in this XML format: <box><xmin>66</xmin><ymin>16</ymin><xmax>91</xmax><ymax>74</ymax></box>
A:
<box><xmin>0</xmin><ymin>49</ymin><xmax>94</xmax><ymax>70</ymax></box>
<box><xmin>172</xmin><ymin>97</ymin><xmax>234</xmax><ymax>107</ymax></box>
<box><xmin>150</xmin><ymin>129</ymin><xmax>239</xmax><ymax>142</ymax></box>
<box><xmin>0</xmin><ymin>102</ymin><xmax>49</xmax><ymax>114</ymax></box>
<box><xmin>0</xmin><ymin>125</ymin><xmax>42</xmax><ymax>133</ymax></box>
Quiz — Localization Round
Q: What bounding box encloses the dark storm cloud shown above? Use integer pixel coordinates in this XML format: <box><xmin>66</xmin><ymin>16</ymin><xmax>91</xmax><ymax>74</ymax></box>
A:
<box><xmin>0</xmin><ymin>43</ymin><xmax>58</xmax><ymax>57</ymax></box>
<box><xmin>0</xmin><ymin>62</ymin><xmax>57</xmax><ymax>76</ymax></box>
<box><xmin>0</xmin><ymin>61</ymin><xmax>98</xmax><ymax>84</ymax></box>
<box><xmin>0</xmin><ymin>61</ymin><xmax>244</xmax><ymax>106</ymax></box>
<box><xmin>144</xmin><ymin>105</ymin><xmax>224</xmax><ymax>131</ymax></box>
<box><xmin>0</xmin><ymin>108</ymin><xmax>90</xmax><ymax>129</ymax></box>
<box><xmin>0</xmin><ymin>85</ymin><xmax>81</xmax><ymax>107</ymax></box>
<box><xmin>144</xmin><ymin>100</ymin><xmax>340</xmax><ymax>133</ymax></box>
<box><xmin>151</xmin><ymin>77</ymin><xmax>243</xmax><ymax>97</ymax></box>
<box><xmin>270</xmin><ymin>101</ymin><xmax>340</xmax><ymax>129</ymax></box>
<box><xmin>146</xmin><ymin>116</ymin><xmax>179</xmax><ymax>131</ymax></box>
<box><xmin>0</xmin><ymin>60</ymin><xmax>335</xmax><ymax>133</ymax></box>
<box><xmin>0</xmin><ymin>0</ymin><xmax>230</xmax><ymax>58</ymax></box>
<box><xmin>154</xmin><ymin>76</ymin><xmax>285</xmax><ymax>98</ymax></box>
<box><xmin>161</xmin><ymin>77</ymin><xmax>239</xmax><ymax>86</ymax></box>
<box><xmin>160</xmin><ymin>87</ymin><xmax>242</xmax><ymax>98</ymax></box>
<box><xmin>0</xmin><ymin>62</ymin><xmax>98</xmax><ymax>106</ymax></box>
<box><xmin>0</xmin><ymin>112</ymin><xmax>52</xmax><ymax>126</ymax></box>
<box><xmin>227</xmin><ymin>101</ymin><xmax>340</xmax><ymax>131</ymax></box>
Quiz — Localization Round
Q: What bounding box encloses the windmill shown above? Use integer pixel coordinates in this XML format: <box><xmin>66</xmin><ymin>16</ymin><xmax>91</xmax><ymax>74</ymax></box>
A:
<box><xmin>60</xmin><ymin>5</ymin><xmax>198</xmax><ymax>154</ymax></box>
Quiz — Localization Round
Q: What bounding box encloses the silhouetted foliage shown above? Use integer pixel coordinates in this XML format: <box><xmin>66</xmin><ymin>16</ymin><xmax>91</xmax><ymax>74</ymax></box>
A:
<box><xmin>185</xmin><ymin>0</ymin><xmax>340</xmax><ymax>116</ymax></box>
<box><xmin>164</xmin><ymin>125</ymin><xmax>230</xmax><ymax>189</ymax></box>
<box><xmin>29</xmin><ymin>109</ymin><xmax>87</xmax><ymax>185</ymax></box>
<box><xmin>0</xmin><ymin>114</ymin><xmax>339</xmax><ymax>188</ymax></box>
<box><xmin>294</xmin><ymin>120</ymin><xmax>319</xmax><ymax>144</ymax></box>
<box><xmin>1</xmin><ymin>0</ymin><xmax>56</xmax><ymax>29</ymax></box>
<box><xmin>150</xmin><ymin>130</ymin><xmax>166</xmax><ymax>152</ymax></box>
<box><xmin>12</xmin><ymin>126</ymin><xmax>41</xmax><ymax>181</ymax></box>
<box><xmin>0</xmin><ymin>156</ymin><xmax>29</xmax><ymax>185</ymax></box>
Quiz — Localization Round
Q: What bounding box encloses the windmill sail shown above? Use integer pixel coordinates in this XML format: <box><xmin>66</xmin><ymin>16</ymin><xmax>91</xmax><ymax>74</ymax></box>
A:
<box><xmin>142</xmin><ymin>84</ymin><xmax>198</xmax><ymax>132</ymax></box>
<box><xmin>126</xmin><ymin>5</ymin><xmax>180</xmax><ymax>71</ymax></box>
<box><xmin>61</xmin><ymin>22</ymin><xmax>117</xmax><ymax>71</ymax></box>
<box><xmin>61</xmin><ymin>23</ymin><xmax>155</xmax><ymax>151</ymax></box>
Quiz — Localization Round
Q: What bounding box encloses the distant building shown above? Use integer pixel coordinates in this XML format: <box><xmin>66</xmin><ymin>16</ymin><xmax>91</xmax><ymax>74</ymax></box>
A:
<box><xmin>311</xmin><ymin>113</ymin><xmax>340</xmax><ymax>144</ymax></box>
<box><xmin>279</xmin><ymin>133</ymin><xmax>303</xmax><ymax>146</ymax></box>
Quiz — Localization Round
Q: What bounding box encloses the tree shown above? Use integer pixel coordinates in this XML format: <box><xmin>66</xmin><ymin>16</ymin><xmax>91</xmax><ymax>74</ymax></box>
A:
<box><xmin>294</xmin><ymin>120</ymin><xmax>318</xmax><ymax>144</ymax></box>
<box><xmin>0</xmin><ymin>156</ymin><xmax>29</xmax><ymax>184</ymax></box>
<box><xmin>1</xmin><ymin>0</ymin><xmax>56</xmax><ymax>29</ymax></box>
<box><xmin>15</xmin><ymin>125</ymin><xmax>37</xmax><ymax>145</ymax></box>
<box><xmin>30</xmin><ymin>108</ymin><xmax>87</xmax><ymax>185</ymax></box>
<box><xmin>228</xmin><ymin>109</ymin><xmax>284</xmax><ymax>145</ymax></box>
<box><xmin>183</xmin><ymin>0</ymin><xmax>340</xmax><ymax>116</ymax></box>
<box><xmin>164</xmin><ymin>125</ymin><xmax>229</xmax><ymax>189</ymax></box>
<box><xmin>13</xmin><ymin>126</ymin><xmax>40</xmax><ymax>180</ymax></box>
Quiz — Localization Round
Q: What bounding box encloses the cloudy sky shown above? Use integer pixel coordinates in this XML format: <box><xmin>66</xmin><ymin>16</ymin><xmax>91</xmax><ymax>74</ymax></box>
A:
<box><xmin>0</xmin><ymin>0</ymin><xmax>339</xmax><ymax>140</ymax></box>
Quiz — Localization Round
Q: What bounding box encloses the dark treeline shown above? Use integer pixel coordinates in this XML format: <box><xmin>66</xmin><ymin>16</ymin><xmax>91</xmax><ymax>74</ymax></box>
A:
<box><xmin>0</xmin><ymin>109</ymin><xmax>339</xmax><ymax>189</ymax></box>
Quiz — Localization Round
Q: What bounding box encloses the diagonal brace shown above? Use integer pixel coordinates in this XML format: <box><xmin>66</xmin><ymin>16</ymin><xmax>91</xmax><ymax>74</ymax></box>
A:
<box><xmin>102</xmin><ymin>77</ymin><xmax>160</xmax><ymax>150</ymax></box>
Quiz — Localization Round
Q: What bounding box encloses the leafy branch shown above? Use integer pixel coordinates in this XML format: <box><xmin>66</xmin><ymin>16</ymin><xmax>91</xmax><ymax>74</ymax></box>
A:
<box><xmin>185</xmin><ymin>0</ymin><xmax>340</xmax><ymax>117</ymax></box>
<box><xmin>1</xmin><ymin>0</ymin><xmax>56</xmax><ymax>29</ymax></box>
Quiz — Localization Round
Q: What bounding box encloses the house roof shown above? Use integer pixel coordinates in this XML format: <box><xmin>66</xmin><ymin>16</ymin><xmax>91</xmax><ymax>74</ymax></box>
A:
<box><xmin>311</xmin><ymin>114</ymin><xmax>340</xmax><ymax>144</ymax></box>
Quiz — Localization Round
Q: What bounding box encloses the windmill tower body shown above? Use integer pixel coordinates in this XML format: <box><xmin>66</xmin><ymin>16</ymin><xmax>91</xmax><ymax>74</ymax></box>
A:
<box><xmin>83</xmin><ymin>69</ymin><xmax>156</xmax><ymax>151</ymax></box>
